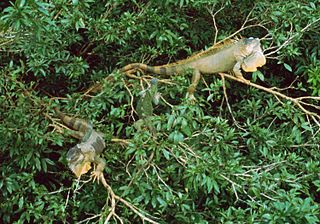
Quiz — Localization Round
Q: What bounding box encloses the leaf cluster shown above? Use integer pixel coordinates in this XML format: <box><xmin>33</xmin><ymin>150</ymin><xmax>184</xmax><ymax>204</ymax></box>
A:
<box><xmin>0</xmin><ymin>0</ymin><xmax>319</xmax><ymax>223</ymax></box>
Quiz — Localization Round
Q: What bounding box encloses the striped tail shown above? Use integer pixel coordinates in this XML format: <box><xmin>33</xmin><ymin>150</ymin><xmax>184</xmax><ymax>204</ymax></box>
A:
<box><xmin>54</xmin><ymin>108</ymin><xmax>92</xmax><ymax>140</ymax></box>
<box><xmin>119</xmin><ymin>63</ymin><xmax>183</xmax><ymax>76</ymax></box>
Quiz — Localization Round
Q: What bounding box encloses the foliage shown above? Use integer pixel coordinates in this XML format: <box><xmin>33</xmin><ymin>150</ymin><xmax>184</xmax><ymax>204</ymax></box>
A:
<box><xmin>1</xmin><ymin>0</ymin><xmax>319</xmax><ymax>223</ymax></box>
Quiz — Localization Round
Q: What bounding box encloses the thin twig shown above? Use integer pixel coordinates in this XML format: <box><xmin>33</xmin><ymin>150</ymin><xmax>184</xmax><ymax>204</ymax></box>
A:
<box><xmin>123</xmin><ymin>79</ymin><xmax>137</xmax><ymax>121</ymax></box>
<box><xmin>128</xmin><ymin>152</ymin><xmax>155</xmax><ymax>187</ymax></box>
<box><xmin>78</xmin><ymin>214</ymin><xmax>101</xmax><ymax>224</ymax></box>
<box><xmin>218</xmin><ymin>72</ymin><xmax>320</xmax><ymax>126</ymax></box>
<box><xmin>219</xmin><ymin>73</ymin><xmax>247</xmax><ymax>131</ymax></box>
<box><xmin>219</xmin><ymin>23</ymin><xmax>269</xmax><ymax>45</ymax></box>
<box><xmin>265</xmin><ymin>17</ymin><xmax>320</xmax><ymax>56</ymax></box>
<box><xmin>206</xmin><ymin>4</ymin><xmax>225</xmax><ymax>44</ymax></box>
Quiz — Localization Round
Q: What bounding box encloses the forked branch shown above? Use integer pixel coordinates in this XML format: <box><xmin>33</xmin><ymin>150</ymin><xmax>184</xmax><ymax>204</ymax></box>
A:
<box><xmin>100</xmin><ymin>174</ymin><xmax>160</xmax><ymax>224</ymax></box>
<box><xmin>264</xmin><ymin>17</ymin><xmax>320</xmax><ymax>57</ymax></box>
<box><xmin>219</xmin><ymin>72</ymin><xmax>320</xmax><ymax>126</ymax></box>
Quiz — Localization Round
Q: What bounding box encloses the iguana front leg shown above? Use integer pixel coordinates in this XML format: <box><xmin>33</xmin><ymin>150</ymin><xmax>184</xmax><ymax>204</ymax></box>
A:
<box><xmin>91</xmin><ymin>156</ymin><xmax>106</xmax><ymax>183</ymax></box>
<box><xmin>233</xmin><ymin>61</ymin><xmax>250</xmax><ymax>84</ymax></box>
<box><xmin>186</xmin><ymin>69</ymin><xmax>201</xmax><ymax>101</ymax></box>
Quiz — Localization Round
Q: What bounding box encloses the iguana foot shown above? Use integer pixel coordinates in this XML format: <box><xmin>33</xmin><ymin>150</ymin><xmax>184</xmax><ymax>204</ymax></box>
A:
<box><xmin>240</xmin><ymin>77</ymin><xmax>250</xmax><ymax>84</ymax></box>
<box><xmin>235</xmin><ymin>75</ymin><xmax>250</xmax><ymax>84</ymax></box>
<box><xmin>91</xmin><ymin>170</ymin><xmax>103</xmax><ymax>183</ymax></box>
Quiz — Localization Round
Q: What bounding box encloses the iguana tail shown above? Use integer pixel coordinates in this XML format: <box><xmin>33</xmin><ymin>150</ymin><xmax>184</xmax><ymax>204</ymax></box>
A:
<box><xmin>54</xmin><ymin>108</ymin><xmax>92</xmax><ymax>140</ymax></box>
<box><xmin>119</xmin><ymin>63</ymin><xmax>184</xmax><ymax>76</ymax></box>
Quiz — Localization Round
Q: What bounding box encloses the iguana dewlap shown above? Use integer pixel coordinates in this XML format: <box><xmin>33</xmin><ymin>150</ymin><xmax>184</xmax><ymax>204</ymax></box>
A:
<box><xmin>120</xmin><ymin>37</ymin><xmax>266</xmax><ymax>100</ymax></box>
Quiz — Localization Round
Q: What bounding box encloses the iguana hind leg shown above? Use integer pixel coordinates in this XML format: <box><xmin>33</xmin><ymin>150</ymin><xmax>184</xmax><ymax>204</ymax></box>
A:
<box><xmin>186</xmin><ymin>69</ymin><xmax>201</xmax><ymax>101</ymax></box>
<box><xmin>124</xmin><ymin>69</ymin><xmax>141</xmax><ymax>79</ymax></box>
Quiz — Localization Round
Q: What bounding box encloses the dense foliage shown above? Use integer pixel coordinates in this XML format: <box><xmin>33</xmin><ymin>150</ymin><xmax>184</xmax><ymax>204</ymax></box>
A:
<box><xmin>1</xmin><ymin>0</ymin><xmax>319</xmax><ymax>223</ymax></box>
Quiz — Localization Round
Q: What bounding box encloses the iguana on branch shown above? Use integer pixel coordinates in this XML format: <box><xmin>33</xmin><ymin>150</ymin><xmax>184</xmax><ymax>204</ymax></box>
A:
<box><xmin>134</xmin><ymin>78</ymin><xmax>160</xmax><ymax>133</ymax></box>
<box><xmin>120</xmin><ymin>37</ymin><xmax>266</xmax><ymax>100</ymax></box>
<box><xmin>55</xmin><ymin>108</ymin><xmax>106</xmax><ymax>183</ymax></box>
<box><xmin>136</xmin><ymin>78</ymin><xmax>160</xmax><ymax>119</ymax></box>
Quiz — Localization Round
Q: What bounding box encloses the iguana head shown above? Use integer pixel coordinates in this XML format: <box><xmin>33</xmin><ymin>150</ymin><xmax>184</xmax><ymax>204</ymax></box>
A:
<box><xmin>67</xmin><ymin>145</ymin><xmax>93</xmax><ymax>178</ymax></box>
<box><xmin>243</xmin><ymin>37</ymin><xmax>261</xmax><ymax>52</ymax></box>
<box><xmin>241</xmin><ymin>37</ymin><xmax>266</xmax><ymax>72</ymax></box>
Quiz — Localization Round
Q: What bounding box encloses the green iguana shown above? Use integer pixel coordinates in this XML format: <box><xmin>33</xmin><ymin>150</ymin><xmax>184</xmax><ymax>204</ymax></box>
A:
<box><xmin>134</xmin><ymin>78</ymin><xmax>160</xmax><ymax>133</ymax></box>
<box><xmin>136</xmin><ymin>78</ymin><xmax>160</xmax><ymax>118</ymax></box>
<box><xmin>120</xmin><ymin>37</ymin><xmax>266</xmax><ymax>100</ymax></box>
<box><xmin>55</xmin><ymin>108</ymin><xmax>106</xmax><ymax>183</ymax></box>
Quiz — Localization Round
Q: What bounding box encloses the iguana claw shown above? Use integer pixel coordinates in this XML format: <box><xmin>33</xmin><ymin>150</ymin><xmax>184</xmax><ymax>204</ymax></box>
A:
<box><xmin>240</xmin><ymin>77</ymin><xmax>251</xmax><ymax>84</ymax></box>
<box><xmin>91</xmin><ymin>170</ymin><xmax>103</xmax><ymax>183</ymax></box>
<box><xmin>90</xmin><ymin>163</ymin><xmax>104</xmax><ymax>183</ymax></box>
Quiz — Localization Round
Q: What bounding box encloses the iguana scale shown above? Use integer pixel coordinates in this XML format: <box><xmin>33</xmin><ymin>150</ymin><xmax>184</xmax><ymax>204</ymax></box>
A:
<box><xmin>120</xmin><ymin>37</ymin><xmax>266</xmax><ymax>100</ymax></box>
<box><xmin>55</xmin><ymin>108</ymin><xmax>106</xmax><ymax>183</ymax></box>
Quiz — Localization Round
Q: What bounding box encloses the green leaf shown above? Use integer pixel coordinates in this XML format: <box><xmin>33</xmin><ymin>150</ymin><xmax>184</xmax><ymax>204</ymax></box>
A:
<box><xmin>162</xmin><ymin>148</ymin><xmax>170</xmax><ymax>160</ymax></box>
<box><xmin>18</xmin><ymin>197</ymin><xmax>24</xmax><ymax>209</ymax></box>
<box><xmin>206</xmin><ymin>178</ymin><xmax>213</xmax><ymax>193</ymax></box>
<box><xmin>19</xmin><ymin>0</ymin><xmax>26</xmax><ymax>8</ymax></box>
<box><xmin>167</xmin><ymin>115</ymin><xmax>175</xmax><ymax>130</ymax></box>
<box><xmin>168</xmin><ymin>131</ymin><xmax>184</xmax><ymax>143</ymax></box>
<box><xmin>283</xmin><ymin>63</ymin><xmax>292</xmax><ymax>72</ymax></box>
<box><xmin>38</xmin><ymin>6</ymin><xmax>49</xmax><ymax>16</ymax></box>
<box><xmin>41</xmin><ymin>159</ymin><xmax>48</xmax><ymax>172</ymax></box>
<box><xmin>157</xmin><ymin>196</ymin><xmax>167</xmax><ymax>207</ymax></box>
<box><xmin>174</xmin><ymin>131</ymin><xmax>184</xmax><ymax>143</ymax></box>
<box><xmin>72</xmin><ymin>0</ymin><xmax>79</xmax><ymax>5</ymax></box>
<box><xmin>309</xmin><ymin>2</ymin><xmax>316</xmax><ymax>9</ymax></box>
<box><xmin>262</xmin><ymin>214</ymin><xmax>272</xmax><ymax>220</ymax></box>
<box><xmin>35</xmin><ymin>157</ymin><xmax>41</xmax><ymax>171</ymax></box>
<box><xmin>301</xmin><ymin>122</ymin><xmax>312</xmax><ymax>131</ymax></box>
<box><xmin>212</xmin><ymin>179</ymin><xmax>220</xmax><ymax>193</ymax></box>
<box><xmin>181</xmin><ymin>125</ymin><xmax>192</xmax><ymax>136</ymax></box>
<box><xmin>253</xmin><ymin>70</ymin><xmax>264</xmax><ymax>81</ymax></box>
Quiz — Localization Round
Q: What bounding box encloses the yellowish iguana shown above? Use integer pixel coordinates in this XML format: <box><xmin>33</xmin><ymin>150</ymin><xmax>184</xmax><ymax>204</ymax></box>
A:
<box><xmin>55</xmin><ymin>108</ymin><xmax>106</xmax><ymax>183</ymax></box>
<box><xmin>120</xmin><ymin>37</ymin><xmax>266</xmax><ymax>100</ymax></box>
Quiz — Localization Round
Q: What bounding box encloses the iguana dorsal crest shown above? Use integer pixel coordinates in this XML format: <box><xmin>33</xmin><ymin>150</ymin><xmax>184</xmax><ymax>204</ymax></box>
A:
<box><xmin>163</xmin><ymin>38</ymin><xmax>237</xmax><ymax>67</ymax></box>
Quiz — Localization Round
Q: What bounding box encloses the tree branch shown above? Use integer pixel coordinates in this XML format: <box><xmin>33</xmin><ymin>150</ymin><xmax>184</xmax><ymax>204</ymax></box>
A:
<box><xmin>100</xmin><ymin>174</ymin><xmax>160</xmax><ymax>224</ymax></box>
<box><xmin>206</xmin><ymin>4</ymin><xmax>225</xmax><ymax>44</ymax></box>
<box><xmin>218</xmin><ymin>72</ymin><xmax>320</xmax><ymax>126</ymax></box>
<box><xmin>264</xmin><ymin>17</ymin><xmax>320</xmax><ymax>57</ymax></box>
